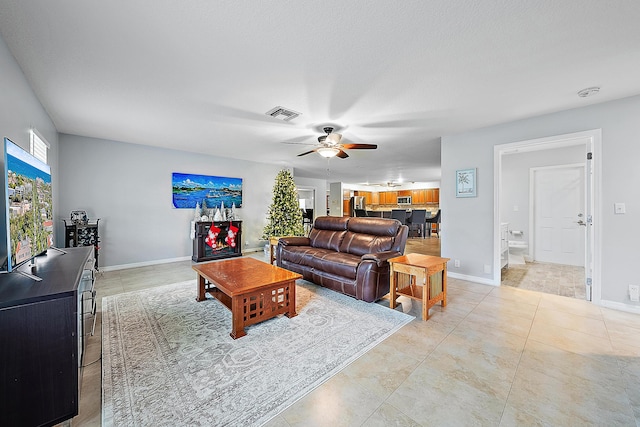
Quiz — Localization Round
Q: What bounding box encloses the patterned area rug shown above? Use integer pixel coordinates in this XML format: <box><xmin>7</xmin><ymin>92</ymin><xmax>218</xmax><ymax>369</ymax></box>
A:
<box><xmin>102</xmin><ymin>280</ymin><xmax>413</xmax><ymax>426</ymax></box>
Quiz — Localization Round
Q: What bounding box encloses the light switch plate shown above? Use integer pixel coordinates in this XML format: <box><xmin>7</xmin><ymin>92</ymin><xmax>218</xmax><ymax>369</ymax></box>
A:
<box><xmin>614</xmin><ymin>203</ymin><xmax>626</xmax><ymax>214</ymax></box>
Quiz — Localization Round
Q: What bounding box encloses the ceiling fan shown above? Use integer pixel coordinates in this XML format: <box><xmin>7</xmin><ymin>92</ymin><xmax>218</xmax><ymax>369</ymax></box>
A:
<box><xmin>370</xmin><ymin>181</ymin><xmax>402</xmax><ymax>187</ymax></box>
<box><xmin>295</xmin><ymin>127</ymin><xmax>377</xmax><ymax>159</ymax></box>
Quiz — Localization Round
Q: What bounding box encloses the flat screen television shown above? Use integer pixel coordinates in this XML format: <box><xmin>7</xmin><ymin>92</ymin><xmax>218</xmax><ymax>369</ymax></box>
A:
<box><xmin>1</xmin><ymin>137</ymin><xmax>53</xmax><ymax>272</ymax></box>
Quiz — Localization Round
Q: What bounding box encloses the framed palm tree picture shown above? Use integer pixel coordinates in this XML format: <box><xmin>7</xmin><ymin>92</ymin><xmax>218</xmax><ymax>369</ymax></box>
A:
<box><xmin>456</xmin><ymin>168</ymin><xmax>476</xmax><ymax>198</ymax></box>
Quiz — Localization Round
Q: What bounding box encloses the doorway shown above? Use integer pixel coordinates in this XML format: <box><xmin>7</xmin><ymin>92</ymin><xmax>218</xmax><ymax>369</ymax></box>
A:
<box><xmin>494</xmin><ymin>130</ymin><xmax>601</xmax><ymax>303</ymax></box>
<box><xmin>297</xmin><ymin>187</ymin><xmax>315</xmax><ymax>234</ymax></box>
<box><xmin>532</xmin><ymin>164</ymin><xmax>585</xmax><ymax>266</ymax></box>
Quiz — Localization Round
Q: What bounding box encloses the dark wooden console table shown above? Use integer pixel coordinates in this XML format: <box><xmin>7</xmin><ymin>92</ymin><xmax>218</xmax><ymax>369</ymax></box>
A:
<box><xmin>0</xmin><ymin>246</ymin><xmax>93</xmax><ymax>426</ymax></box>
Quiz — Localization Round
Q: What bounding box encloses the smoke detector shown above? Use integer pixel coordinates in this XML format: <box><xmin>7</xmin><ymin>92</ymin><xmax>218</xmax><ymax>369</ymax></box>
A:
<box><xmin>265</xmin><ymin>106</ymin><xmax>301</xmax><ymax>121</ymax></box>
<box><xmin>577</xmin><ymin>87</ymin><xmax>600</xmax><ymax>98</ymax></box>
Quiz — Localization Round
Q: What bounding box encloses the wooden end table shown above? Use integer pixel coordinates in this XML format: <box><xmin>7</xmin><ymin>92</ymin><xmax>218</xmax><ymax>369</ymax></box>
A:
<box><xmin>193</xmin><ymin>257</ymin><xmax>301</xmax><ymax>339</ymax></box>
<box><xmin>269</xmin><ymin>236</ymin><xmax>292</xmax><ymax>265</ymax></box>
<box><xmin>388</xmin><ymin>254</ymin><xmax>450</xmax><ymax>321</ymax></box>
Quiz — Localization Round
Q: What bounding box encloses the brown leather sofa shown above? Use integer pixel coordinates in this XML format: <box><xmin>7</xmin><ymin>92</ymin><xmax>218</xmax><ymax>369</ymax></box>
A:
<box><xmin>276</xmin><ymin>216</ymin><xmax>408</xmax><ymax>302</ymax></box>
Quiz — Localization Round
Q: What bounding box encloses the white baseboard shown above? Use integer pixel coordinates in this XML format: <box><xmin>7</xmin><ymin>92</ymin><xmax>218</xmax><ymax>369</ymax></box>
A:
<box><xmin>598</xmin><ymin>299</ymin><xmax>640</xmax><ymax>314</ymax></box>
<box><xmin>100</xmin><ymin>248</ymin><xmax>266</xmax><ymax>272</ymax></box>
<box><xmin>447</xmin><ymin>272</ymin><xmax>499</xmax><ymax>287</ymax></box>
<box><xmin>101</xmin><ymin>256</ymin><xmax>192</xmax><ymax>272</ymax></box>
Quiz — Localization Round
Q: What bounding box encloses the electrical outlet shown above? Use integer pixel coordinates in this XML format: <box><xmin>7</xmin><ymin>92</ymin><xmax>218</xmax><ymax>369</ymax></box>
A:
<box><xmin>484</xmin><ymin>264</ymin><xmax>491</xmax><ymax>274</ymax></box>
<box><xmin>454</xmin><ymin>259</ymin><xmax>460</xmax><ymax>268</ymax></box>
<box><xmin>614</xmin><ymin>203</ymin><xmax>626</xmax><ymax>214</ymax></box>
<box><xmin>630</xmin><ymin>285</ymin><xmax>640</xmax><ymax>302</ymax></box>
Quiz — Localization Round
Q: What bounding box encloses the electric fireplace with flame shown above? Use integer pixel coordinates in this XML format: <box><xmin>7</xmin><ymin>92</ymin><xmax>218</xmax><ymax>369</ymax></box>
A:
<box><xmin>192</xmin><ymin>221</ymin><xmax>243</xmax><ymax>262</ymax></box>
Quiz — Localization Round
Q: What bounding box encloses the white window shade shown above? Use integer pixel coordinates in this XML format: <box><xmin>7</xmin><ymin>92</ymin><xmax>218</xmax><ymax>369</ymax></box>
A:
<box><xmin>30</xmin><ymin>129</ymin><xmax>49</xmax><ymax>164</ymax></box>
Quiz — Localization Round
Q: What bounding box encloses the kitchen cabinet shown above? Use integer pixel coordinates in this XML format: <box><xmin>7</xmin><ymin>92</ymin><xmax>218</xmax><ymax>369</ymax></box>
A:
<box><xmin>409</xmin><ymin>189</ymin><xmax>440</xmax><ymax>205</ymax></box>
<box><xmin>398</xmin><ymin>190</ymin><xmax>411</xmax><ymax>197</ymax></box>
<box><xmin>371</xmin><ymin>192</ymin><xmax>379</xmax><ymax>205</ymax></box>
<box><xmin>425</xmin><ymin>189</ymin><xmax>434</xmax><ymax>203</ymax></box>
<box><xmin>382</xmin><ymin>191</ymin><xmax>398</xmax><ymax>205</ymax></box>
<box><xmin>425</xmin><ymin>189</ymin><xmax>440</xmax><ymax>204</ymax></box>
<box><xmin>411</xmin><ymin>189</ymin><xmax>426</xmax><ymax>204</ymax></box>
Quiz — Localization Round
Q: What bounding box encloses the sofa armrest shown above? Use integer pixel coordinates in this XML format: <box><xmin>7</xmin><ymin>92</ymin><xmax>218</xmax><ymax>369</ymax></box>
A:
<box><xmin>278</xmin><ymin>236</ymin><xmax>311</xmax><ymax>246</ymax></box>
<box><xmin>361</xmin><ymin>251</ymin><xmax>402</xmax><ymax>267</ymax></box>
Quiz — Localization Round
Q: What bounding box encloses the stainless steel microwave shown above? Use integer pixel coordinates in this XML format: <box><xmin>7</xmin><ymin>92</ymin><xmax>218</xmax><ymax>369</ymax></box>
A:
<box><xmin>397</xmin><ymin>196</ymin><xmax>411</xmax><ymax>205</ymax></box>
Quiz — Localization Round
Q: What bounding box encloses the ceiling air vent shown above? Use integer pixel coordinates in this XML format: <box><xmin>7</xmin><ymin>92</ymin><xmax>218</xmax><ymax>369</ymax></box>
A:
<box><xmin>265</xmin><ymin>106</ymin><xmax>301</xmax><ymax>121</ymax></box>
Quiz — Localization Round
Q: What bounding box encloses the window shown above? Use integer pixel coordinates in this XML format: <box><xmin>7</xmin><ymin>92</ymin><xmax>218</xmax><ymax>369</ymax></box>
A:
<box><xmin>30</xmin><ymin>129</ymin><xmax>49</xmax><ymax>164</ymax></box>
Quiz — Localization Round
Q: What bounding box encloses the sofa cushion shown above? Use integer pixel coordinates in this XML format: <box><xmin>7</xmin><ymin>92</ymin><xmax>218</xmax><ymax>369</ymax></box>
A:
<box><xmin>279</xmin><ymin>245</ymin><xmax>327</xmax><ymax>268</ymax></box>
<box><xmin>280</xmin><ymin>244</ymin><xmax>359</xmax><ymax>279</ymax></box>
<box><xmin>338</xmin><ymin>217</ymin><xmax>401</xmax><ymax>256</ymax></box>
<box><xmin>339</xmin><ymin>231</ymin><xmax>394</xmax><ymax>256</ymax></box>
<box><xmin>308</xmin><ymin>216</ymin><xmax>348</xmax><ymax>251</ymax></box>
<box><xmin>347</xmin><ymin>217</ymin><xmax>400</xmax><ymax>236</ymax></box>
<box><xmin>306</xmin><ymin>251</ymin><xmax>360</xmax><ymax>279</ymax></box>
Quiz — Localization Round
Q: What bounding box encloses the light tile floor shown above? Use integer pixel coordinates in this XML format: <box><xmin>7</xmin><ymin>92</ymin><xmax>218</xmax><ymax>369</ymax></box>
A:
<box><xmin>72</xmin><ymin>251</ymin><xmax>640</xmax><ymax>426</ymax></box>
<box><xmin>502</xmin><ymin>261</ymin><xmax>587</xmax><ymax>300</ymax></box>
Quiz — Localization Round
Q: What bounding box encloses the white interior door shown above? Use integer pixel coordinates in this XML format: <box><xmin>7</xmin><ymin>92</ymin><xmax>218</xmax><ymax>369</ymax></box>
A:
<box><xmin>533</xmin><ymin>165</ymin><xmax>585</xmax><ymax>266</ymax></box>
<box><xmin>585</xmin><ymin>152</ymin><xmax>594</xmax><ymax>300</ymax></box>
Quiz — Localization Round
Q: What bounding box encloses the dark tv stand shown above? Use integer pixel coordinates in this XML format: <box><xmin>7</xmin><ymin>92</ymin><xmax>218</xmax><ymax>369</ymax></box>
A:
<box><xmin>11</xmin><ymin>268</ymin><xmax>43</xmax><ymax>281</ymax></box>
<box><xmin>4</xmin><ymin>248</ymin><xmax>69</xmax><ymax>282</ymax></box>
<box><xmin>0</xmin><ymin>246</ymin><xmax>94</xmax><ymax>426</ymax></box>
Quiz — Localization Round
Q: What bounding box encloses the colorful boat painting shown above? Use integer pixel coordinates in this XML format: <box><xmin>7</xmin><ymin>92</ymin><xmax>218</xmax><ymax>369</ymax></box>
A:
<box><xmin>172</xmin><ymin>172</ymin><xmax>242</xmax><ymax>208</ymax></box>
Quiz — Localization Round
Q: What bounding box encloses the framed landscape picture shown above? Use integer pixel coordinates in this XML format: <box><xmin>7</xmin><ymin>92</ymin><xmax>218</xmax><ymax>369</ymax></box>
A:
<box><xmin>172</xmin><ymin>173</ymin><xmax>243</xmax><ymax>208</ymax></box>
<box><xmin>456</xmin><ymin>168</ymin><xmax>476</xmax><ymax>198</ymax></box>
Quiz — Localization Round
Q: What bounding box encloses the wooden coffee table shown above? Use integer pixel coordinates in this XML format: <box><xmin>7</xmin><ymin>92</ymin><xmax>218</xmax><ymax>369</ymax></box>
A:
<box><xmin>193</xmin><ymin>257</ymin><xmax>301</xmax><ymax>339</ymax></box>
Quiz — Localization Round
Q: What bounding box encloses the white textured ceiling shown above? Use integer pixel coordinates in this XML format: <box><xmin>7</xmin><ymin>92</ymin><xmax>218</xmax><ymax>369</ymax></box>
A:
<box><xmin>1</xmin><ymin>1</ymin><xmax>639</xmax><ymax>185</ymax></box>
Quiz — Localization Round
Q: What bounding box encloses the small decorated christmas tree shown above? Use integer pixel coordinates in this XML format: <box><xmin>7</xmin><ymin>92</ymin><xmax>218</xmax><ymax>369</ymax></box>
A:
<box><xmin>262</xmin><ymin>169</ymin><xmax>305</xmax><ymax>239</ymax></box>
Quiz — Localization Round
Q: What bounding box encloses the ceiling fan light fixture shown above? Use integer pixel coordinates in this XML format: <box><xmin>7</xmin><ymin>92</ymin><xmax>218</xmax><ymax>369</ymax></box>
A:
<box><xmin>317</xmin><ymin>147</ymin><xmax>340</xmax><ymax>158</ymax></box>
<box><xmin>325</xmin><ymin>133</ymin><xmax>342</xmax><ymax>145</ymax></box>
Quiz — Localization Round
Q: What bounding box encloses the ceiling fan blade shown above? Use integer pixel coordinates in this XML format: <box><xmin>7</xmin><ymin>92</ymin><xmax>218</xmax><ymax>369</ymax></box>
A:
<box><xmin>336</xmin><ymin>150</ymin><xmax>349</xmax><ymax>159</ymax></box>
<box><xmin>297</xmin><ymin>149</ymin><xmax>318</xmax><ymax>157</ymax></box>
<box><xmin>340</xmin><ymin>143</ymin><xmax>377</xmax><ymax>150</ymax></box>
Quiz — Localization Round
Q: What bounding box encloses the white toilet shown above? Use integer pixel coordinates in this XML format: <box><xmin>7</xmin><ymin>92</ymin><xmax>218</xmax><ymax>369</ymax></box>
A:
<box><xmin>508</xmin><ymin>232</ymin><xmax>528</xmax><ymax>264</ymax></box>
